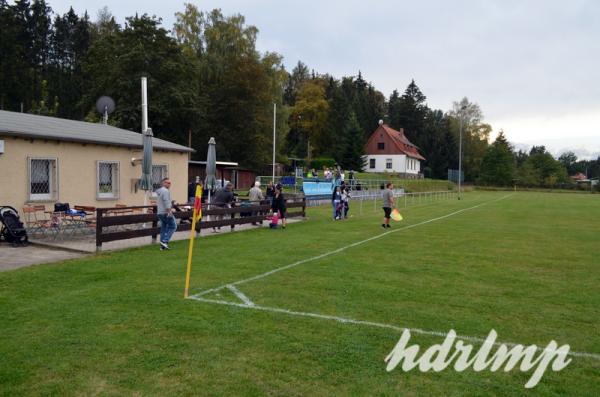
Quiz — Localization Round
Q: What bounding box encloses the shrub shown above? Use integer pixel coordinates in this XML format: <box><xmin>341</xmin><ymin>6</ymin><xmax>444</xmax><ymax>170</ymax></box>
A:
<box><xmin>310</xmin><ymin>157</ymin><xmax>336</xmax><ymax>170</ymax></box>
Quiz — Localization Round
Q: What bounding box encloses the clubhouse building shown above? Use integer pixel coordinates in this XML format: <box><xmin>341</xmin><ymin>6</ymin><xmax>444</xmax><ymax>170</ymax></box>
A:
<box><xmin>0</xmin><ymin>110</ymin><xmax>192</xmax><ymax>211</ymax></box>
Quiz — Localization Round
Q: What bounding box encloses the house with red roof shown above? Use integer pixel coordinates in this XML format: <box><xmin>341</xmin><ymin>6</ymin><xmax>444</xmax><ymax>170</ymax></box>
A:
<box><xmin>363</xmin><ymin>121</ymin><xmax>425</xmax><ymax>177</ymax></box>
<box><xmin>570</xmin><ymin>172</ymin><xmax>587</xmax><ymax>181</ymax></box>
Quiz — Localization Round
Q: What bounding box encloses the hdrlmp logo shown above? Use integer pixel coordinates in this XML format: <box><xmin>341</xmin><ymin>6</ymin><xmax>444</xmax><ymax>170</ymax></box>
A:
<box><xmin>384</xmin><ymin>329</ymin><xmax>571</xmax><ymax>388</ymax></box>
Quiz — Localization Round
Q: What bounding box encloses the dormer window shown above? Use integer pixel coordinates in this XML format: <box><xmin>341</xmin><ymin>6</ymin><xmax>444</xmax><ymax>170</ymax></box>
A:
<box><xmin>377</xmin><ymin>142</ymin><xmax>385</xmax><ymax>150</ymax></box>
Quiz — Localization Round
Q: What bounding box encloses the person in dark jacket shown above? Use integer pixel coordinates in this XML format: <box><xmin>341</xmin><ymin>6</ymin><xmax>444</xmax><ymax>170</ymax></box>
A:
<box><xmin>266</xmin><ymin>181</ymin><xmax>275</xmax><ymax>201</ymax></box>
<box><xmin>211</xmin><ymin>182</ymin><xmax>234</xmax><ymax>232</ymax></box>
<box><xmin>271</xmin><ymin>185</ymin><xmax>287</xmax><ymax>228</ymax></box>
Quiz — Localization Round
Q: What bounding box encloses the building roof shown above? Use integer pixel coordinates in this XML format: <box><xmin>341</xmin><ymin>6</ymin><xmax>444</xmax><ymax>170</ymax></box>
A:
<box><xmin>0</xmin><ymin>110</ymin><xmax>193</xmax><ymax>153</ymax></box>
<box><xmin>365</xmin><ymin>123</ymin><xmax>426</xmax><ymax>160</ymax></box>
<box><xmin>189</xmin><ymin>160</ymin><xmax>239</xmax><ymax>167</ymax></box>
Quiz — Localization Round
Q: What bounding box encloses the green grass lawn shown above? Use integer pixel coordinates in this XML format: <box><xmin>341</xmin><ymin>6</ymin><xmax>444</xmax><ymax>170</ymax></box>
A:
<box><xmin>1</xmin><ymin>192</ymin><xmax>599</xmax><ymax>396</ymax></box>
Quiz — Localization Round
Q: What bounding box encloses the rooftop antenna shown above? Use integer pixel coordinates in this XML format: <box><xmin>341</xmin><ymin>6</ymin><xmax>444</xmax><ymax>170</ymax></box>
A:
<box><xmin>96</xmin><ymin>96</ymin><xmax>116</xmax><ymax>124</ymax></box>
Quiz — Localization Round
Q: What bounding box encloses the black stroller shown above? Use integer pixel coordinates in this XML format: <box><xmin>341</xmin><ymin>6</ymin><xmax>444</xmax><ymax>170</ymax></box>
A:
<box><xmin>0</xmin><ymin>206</ymin><xmax>29</xmax><ymax>246</ymax></box>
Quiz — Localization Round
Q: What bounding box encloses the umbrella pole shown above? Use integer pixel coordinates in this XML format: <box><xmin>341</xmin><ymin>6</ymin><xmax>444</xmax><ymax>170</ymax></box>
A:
<box><xmin>207</xmin><ymin>190</ymin><xmax>211</xmax><ymax>226</ymax></box>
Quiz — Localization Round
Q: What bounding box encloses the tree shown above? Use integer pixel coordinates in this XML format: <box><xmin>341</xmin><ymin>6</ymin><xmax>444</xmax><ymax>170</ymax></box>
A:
<box><xmin>479</xmin><ymin>131</ymin><xmax>515</xmax><ymax>186</ymax></box>
<box><xmin>289</xmin><ymin>80</ymin><xmax>329</xmax><ymax>160</ymax></box>
<box><xmin>48</xmin><ymin>7</ymin><xmax>91</xmax><ymax>119</ymax></box>
<box><xmin>558</xmin><ymin>151</ymin><xmax>578</xmax><ymax>175</ymax></box>
<box><xmin>422</xmin><ymin>109</ymin><xmax>457</xmax><ymax>179</ymax></box>
<box><xmin>170</xmin><ymin>4</ymin><xmax>289</xmax><ymax>169</ymax></box>
<box><xmin>283</xmin><ymin>61</ymin><xmax>309</xmax><ymax>106</ymax></box>
<box><xmin>519</xmin><ymin>146</ymin><xmax>568</xmax><ymax>187</ymax></box>
<box><xmin>28</xmin><ymin>0</ymin><xmax>52</xmax><ymax>102</ymax></box>
<box><xmin>387</xmin><ymin>89</ymin><xmax>401</xmax><ymax>127</ymax></box>
<box><xmin>448</xmin><ymin>97</ymin><xmax>491</xmax><ymax>181</ymax></box>
<box><xmin>29</xmin><ymin>79</ymin><xmax>58</xmax><ymax>115</ymax></box>
<box><xmin>391</xmin><ymin>79</ymin><xmax>427</xmax><ymax>149</ymax></box>
<box><xmin>340</xmin><ymin>112</ymin><xmax>366</xmax><ymax>170</ymax></box>
<box><xmin>173</xmin><ymin>2</ymin><xmax>204</xmax><ymax>57</ymax></box>
<box><xmin>82</xmin><ymin>14</ymin><xmax>202</xmax><ymax>145</ymax></box>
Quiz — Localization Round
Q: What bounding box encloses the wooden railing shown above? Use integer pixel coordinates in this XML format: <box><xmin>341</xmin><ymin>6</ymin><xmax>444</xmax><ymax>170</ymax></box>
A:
<box><xmin>95</xmin><ymin>197</ymin><xmax>306</xmax><ymax>251</ymax></box>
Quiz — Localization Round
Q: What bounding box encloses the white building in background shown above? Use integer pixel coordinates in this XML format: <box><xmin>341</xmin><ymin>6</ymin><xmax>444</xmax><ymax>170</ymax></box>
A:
<box><xmin>363</xmin><ymin>121</ymin><xmax>426</xmax><ymax>178</ymax></box>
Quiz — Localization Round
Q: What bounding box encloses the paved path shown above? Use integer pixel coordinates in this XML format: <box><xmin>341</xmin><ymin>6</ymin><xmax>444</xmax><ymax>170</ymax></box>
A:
<box><xmin>0</xmin><ymin>243</ymin><xmax>84</xmax><ymax>272</ymax></box>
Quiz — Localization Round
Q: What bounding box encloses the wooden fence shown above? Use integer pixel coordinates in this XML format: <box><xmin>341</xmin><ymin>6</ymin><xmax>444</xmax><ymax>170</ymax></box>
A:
<box><xmin>95</xmin><ymin>197</ymin><xmax>306</xmax><ymax>250</ymax></box>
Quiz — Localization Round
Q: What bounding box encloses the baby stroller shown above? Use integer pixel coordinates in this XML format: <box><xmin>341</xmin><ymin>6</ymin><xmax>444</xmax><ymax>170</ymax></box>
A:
<box><xmin>0</xmin><ymin>206</ymin><xmax>29</xmax><ymax>246</ymax></box>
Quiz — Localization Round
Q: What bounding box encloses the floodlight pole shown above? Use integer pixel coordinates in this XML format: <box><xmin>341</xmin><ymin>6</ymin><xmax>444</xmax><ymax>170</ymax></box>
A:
<box><xmin>458</xmin><ymin>105</ymin><xmax>466</xmax><ymax>200</ymax></box>
<box><xmin>272</xmin><ymin>103</ymin><xmax>276</xmax><ymax>182</ymax></box>
<box><xmin>141</xmin><ymin>77</ymin><xmax>150</xmax><ymax>225</ymax></box>
<box><xmin>141</xmin><ymin>77</ymin><xmax>148</xmax><ymax>133</ymax></box>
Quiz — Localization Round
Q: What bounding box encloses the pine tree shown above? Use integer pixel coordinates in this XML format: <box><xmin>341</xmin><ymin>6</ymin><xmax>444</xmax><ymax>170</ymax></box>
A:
<box><xmin>396</xmin><ymin>79</ymin><xmax>427</xmax><ymax>149</ymax></box>
<box><xmin>340</xmin><ymin>112</ymin><xmax>366</xmax><ymax>170</ymax></box>
<box><xmin>479</xmin><ymin>131</ymin><xmax>515</xmax><ymax>186</ymax></box>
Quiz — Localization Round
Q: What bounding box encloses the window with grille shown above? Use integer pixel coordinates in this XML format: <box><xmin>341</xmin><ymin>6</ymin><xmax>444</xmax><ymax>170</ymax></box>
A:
<box><xmin>29</xmin><ymin>158</ymin><xmax>57</xmax><ymax>201</ymax></box>
<box><xmin>152</xmin><ymin>165</ymin><xmax>168</xmax><ymax>191</ymax></box>
<box><xmin>386</xmin><ymin>159</ymin><xmax>393</xmax><ymax>169</ymax></box>
<box><xmin>377</xmin><ymin>142</ymin><xmax>385</xmax><ymax>150</ymax></box>
<box><xmin>369</xmin><ymin>158</ymin><xmax>376</xmax><ymax>169</ymax></box>
<box><xmin>97</xmin><ymin>161</ymin><xmax>120</xmax><ymax>199</ymax></box>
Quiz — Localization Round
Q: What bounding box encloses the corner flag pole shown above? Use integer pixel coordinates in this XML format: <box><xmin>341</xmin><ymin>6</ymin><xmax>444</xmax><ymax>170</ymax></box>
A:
<box><xmin>184</xmin><ymin>184</ymin><xmax>203</xmax><ymax>298</ymax></box>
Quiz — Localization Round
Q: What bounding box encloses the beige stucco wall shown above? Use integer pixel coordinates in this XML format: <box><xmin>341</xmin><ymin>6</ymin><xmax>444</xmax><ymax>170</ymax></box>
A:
<box><xmin>0</xmin><ymin>136</ymin><xmax>189</xmax><ymax>212</ymax></box>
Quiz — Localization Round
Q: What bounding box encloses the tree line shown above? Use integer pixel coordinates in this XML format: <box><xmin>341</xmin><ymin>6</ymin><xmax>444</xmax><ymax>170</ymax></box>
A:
<box><xmin>1</xmin><ymin>0</ymin><xmax>598</xmax><ymax>187</ymax></box>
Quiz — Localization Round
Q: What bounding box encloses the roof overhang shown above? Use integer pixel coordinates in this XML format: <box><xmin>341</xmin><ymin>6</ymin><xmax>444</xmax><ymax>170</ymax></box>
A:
<box><xmin>0</xmin><ymin>130</ymin><xmax>195</xmax><ymax>153</ymax></box>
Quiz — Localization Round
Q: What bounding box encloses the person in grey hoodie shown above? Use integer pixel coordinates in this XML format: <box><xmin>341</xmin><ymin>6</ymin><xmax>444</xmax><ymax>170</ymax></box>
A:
<box><xmin>156</xmin><ymin>178</ymin><xmax>177</xmax><ymax>250</ymax></box>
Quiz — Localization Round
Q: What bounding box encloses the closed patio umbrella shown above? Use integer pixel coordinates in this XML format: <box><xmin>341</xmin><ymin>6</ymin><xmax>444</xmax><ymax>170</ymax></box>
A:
<box><xmin>140</xmin><ymin>128</ymin><xmax>153</xmax><ymax>191</ymax></box>
<box><xmin>205</xmin><ymin>137</ymin><xmax>217</xmax><ymax>193</ymax></box>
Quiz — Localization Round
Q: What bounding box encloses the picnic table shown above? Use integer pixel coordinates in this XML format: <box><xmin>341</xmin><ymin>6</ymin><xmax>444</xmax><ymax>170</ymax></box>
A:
<box><xmin>42</xmin><ymin>206</ymin><xmax>95</xmax><ymax>238</ymax></box>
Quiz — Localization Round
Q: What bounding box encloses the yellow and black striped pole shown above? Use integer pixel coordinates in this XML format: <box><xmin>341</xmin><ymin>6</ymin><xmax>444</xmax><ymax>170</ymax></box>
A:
<box><xmin>184</xmin><ymin>185</ymin><xmax>203</xmax><ymax>298</ymax></box>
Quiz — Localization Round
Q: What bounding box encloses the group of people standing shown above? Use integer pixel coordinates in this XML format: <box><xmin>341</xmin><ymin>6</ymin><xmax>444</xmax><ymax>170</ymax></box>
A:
<box><xmin>156</xmin><ymin>175</ymin><xmax>396</xmax><ymax>251</ymax></box>
<box><xmin>246</xmin><ymin>181</ymin><xmax>287</xmax><ymax>228</ymax></box>
<box><xmin>331</xmin><ymin>182</ymin><xmax>351</xmax><ymax>220</ymax></box>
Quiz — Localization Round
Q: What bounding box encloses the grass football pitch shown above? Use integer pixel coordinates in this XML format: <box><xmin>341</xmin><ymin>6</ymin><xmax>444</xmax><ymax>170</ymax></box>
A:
<box><xmin>0</xmin><ymin>191</ymin><xmax>598</xmax><ymax>396</ymax></box>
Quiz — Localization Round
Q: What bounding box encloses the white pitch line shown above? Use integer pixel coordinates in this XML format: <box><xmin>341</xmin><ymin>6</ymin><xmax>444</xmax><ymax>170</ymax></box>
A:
<box><xmin>191</xmin><ymin>194</ymin><xmax>514</xmax><ymax>299</ymax></box>
<box><xmin>189</xmin><ymin>295</ymin><xmax>600</xmax><ymax>361</ymax></box>
<box><xmin>226</xmin><ymin>284</ymin><xmax>255</xmax><ymax>306</ymax></box>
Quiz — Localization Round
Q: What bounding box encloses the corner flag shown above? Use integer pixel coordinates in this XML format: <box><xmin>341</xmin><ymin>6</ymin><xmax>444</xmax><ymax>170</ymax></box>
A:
<box><xmin>184</xmin><ymin>184</ymin><xmax>203</xmax><ymax>298</ymax></box>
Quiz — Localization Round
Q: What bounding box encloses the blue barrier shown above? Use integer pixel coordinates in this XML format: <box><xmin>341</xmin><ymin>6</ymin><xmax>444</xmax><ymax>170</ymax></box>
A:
<box><xmin>280</xmin><ymin>176</ymin><xmax>296</xmax><ymax>186</ymax></box>
<box><xmin>303</xmin><ymin>181</ymin><xmax>334</xmax><ymax>196</ymax></box>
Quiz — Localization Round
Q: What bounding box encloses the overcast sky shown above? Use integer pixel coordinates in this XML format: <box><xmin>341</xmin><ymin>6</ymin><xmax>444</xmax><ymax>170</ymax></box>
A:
<box><xmin>46</xmin><ymin>0</ymin><xmax>600</xmax><ymax>158</ymax></box>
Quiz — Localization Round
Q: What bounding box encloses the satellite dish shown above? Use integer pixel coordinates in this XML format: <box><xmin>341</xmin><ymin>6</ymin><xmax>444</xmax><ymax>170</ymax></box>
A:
<box><xmin>96</xmin><ymin>96</ymin><xmax>116</xmax><ymax>115</ymax></box>
<box><xmin>96</xmin><ymin>96</ymin><xmax>115</xmax><ymax>125</ymax></box>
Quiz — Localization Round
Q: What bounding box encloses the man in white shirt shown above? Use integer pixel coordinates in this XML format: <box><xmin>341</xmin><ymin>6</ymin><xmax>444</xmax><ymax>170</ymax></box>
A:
<box><xmin>156</xmin><ymin>178</ymin><xmax>177</xmax><ymax>250</ymax></box>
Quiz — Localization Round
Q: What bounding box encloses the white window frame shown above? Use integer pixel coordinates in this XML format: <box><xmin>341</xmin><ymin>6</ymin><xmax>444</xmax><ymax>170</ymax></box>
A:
<box><xmin>97</xmin><ymin>161</ymin><xmax>120</xmax><ymax>200</ymax></box>
<box><xmin>386</xmin><ymin>158</ymin><xmax>393</xmax><ymax>169</ymax></box>
<box><xmin>28</xmin><ymin>157</ymin><xmax>58</xmax><ymax>201</ymax></box>
<box><xmin>369</xmin><ymin>158</ymin><xmax>376</xmax><ymax>169</ymax></box>
<box><xmin>151</xmin><ymin>164</ymin><xmax>169</xmax><ymax>195</ymax></box>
